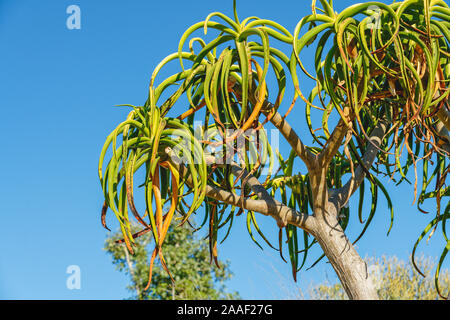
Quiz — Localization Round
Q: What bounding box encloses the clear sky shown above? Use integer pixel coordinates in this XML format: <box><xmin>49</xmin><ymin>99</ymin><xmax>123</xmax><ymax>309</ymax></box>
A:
<box><xmin>0</xmin><ymin>0</ymin><xmax>447</xmax><ymax>300</ymax></box>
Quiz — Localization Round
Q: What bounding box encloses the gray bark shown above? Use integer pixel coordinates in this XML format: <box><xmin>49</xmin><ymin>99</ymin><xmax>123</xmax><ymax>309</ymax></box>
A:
<box><xmin>311</xmin><ymin>202</ymin><xmax>379</xmax><ymax>300</ymax></box>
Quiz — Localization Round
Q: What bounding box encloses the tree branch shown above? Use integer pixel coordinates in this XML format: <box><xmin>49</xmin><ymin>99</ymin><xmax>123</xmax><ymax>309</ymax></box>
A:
<box><xmin>262</xmin><ymin>108</ymin><xmax>317</xmax><ymax>169</ymax></box>
<box><xmin>122</xmin><ymin>243</ymin><xmax>142</xmax><ymax>299</ymax></box>
<box><xmin>331</xmin><ymin>117</ymin><xmax>389</xmax><ymax>209</ymax></box>
<box><xmin>435</xmin><ymin>114</ymin><xmax>450</xmax><ymax>155</ymax></box>
<box><xmin>164</xmin><ymin>148</ymin><xmax>316</xmax><ymax>232</ymax></box>
<box><xmin>318</xmin><ymin>118</ymin><xmax>348</xmax><ymax>166</ymax></box>
<box><xmin>231</xmin><ymin>81</ymin><xmax>317</xmax><ymax>169</ymax></box>
<box><xmin>436</xmin><ymin>107</ymin><xmax>450</xmax><ymax>131</ymax></box>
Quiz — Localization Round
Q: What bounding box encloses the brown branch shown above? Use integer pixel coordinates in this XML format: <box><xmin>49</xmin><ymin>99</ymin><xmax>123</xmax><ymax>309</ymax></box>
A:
<box><xmin>319</xmin><ymin>64</ymin><xmax>370</xmax><ymax>167</ymax></box>
<box><xmin>263</xmin><ymin>108</ymin><xmax>317</xmax><ymax>170</ymax></box>
<box><xmin>318</xmin><ymin>118</ymin><xmax>348</xmax><ymax>166</ymax></box>
<box><xmin>165</xmin><ymin>148</ymin><xmax>316</xmax><ymax>233</ymax></box>
<box><xmin>231</xmin><ymin>81</ymin><xmax>317</xmax><ymax>169</ymax></box>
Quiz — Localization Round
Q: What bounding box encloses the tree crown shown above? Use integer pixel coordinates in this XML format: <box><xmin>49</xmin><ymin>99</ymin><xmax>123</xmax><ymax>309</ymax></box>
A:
<box><xmin>99</xmin><ymin>0</ymin><xmax>450</xmax><ymax>298</ymax></box>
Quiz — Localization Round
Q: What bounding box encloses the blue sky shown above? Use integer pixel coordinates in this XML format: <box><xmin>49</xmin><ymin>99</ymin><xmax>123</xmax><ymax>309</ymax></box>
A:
<box><xmin>0</xmin><ymin>0</ymin><xmax>448</xmax><ymax>299</ymax></box>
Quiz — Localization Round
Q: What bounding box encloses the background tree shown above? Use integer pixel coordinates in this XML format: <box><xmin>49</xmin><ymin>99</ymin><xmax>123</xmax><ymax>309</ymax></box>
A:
<box><xmin>98</xmin><ymin>0</ymin><xmax>450</xmax><ymax>299</ymax></box>
<box><xmin>306</xmin><ymin>255</ymin><xmax>450</xmax><ymax>300</ymax></box>
<box><xmin>104</xmin><ymin>224</ymin><xmax>239</xmax><ymax>300</ymax></box>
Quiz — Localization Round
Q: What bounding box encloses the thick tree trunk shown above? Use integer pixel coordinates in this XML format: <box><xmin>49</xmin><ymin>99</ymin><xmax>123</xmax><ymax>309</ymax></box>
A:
<box><xmin>305</xmin><ymin>161</ymin><xmax>380</xmax><ymax>299</ymax></box>
<box><xmin>311</xmin><ymin>206</ymin><xmax>379</xmax><ymax>300</ymax></box>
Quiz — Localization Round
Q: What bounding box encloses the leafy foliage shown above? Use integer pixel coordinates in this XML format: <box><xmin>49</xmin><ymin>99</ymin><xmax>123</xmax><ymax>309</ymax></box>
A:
<box><xmin>104</xmin><ymin>224</ymin><xmax>239</xmax><ymax>300</ymax></box>
<box><xmin>98</xmin><ymin>0</ymin><xmax>449</xmax><ymax>297</ymax></box>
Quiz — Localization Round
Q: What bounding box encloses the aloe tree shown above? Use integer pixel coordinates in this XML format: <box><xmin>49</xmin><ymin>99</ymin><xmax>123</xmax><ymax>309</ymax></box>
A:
<box><xmin>98</xmin><ymin>0</ymin><xmax>450</xmax><ymax>299</ymax></box>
